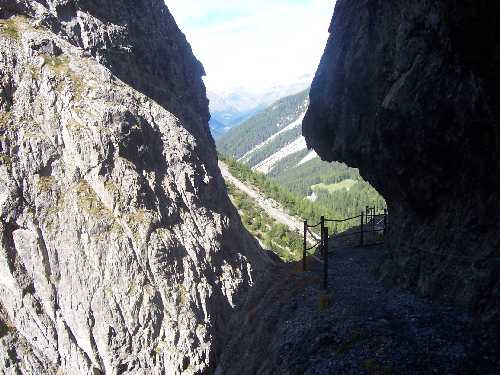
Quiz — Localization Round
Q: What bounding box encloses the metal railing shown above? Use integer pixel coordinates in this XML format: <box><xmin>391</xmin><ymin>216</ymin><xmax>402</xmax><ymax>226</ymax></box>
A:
<box><xmin>302</xmin><ymin>206</ymin><xmax>388</xmax><ymax>289</ymax></box>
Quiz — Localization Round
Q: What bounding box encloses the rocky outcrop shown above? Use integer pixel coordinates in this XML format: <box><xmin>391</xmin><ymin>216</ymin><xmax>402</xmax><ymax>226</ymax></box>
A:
<box><xmin>303</xmin><ymin>0</ymin><xmax>500</xmax><ymax>320</ymax></box>
<box><xmin>0</xmin><ymin>1</ymin><xmax>272</xmax><ymax>374</ymax></box>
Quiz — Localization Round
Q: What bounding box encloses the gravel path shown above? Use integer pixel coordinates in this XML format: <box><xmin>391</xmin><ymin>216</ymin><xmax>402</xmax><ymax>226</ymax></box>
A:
<box><xmin>217</xmin><ymin>244</ymin><xmax>499</xmax><ymax>374</ymax></box>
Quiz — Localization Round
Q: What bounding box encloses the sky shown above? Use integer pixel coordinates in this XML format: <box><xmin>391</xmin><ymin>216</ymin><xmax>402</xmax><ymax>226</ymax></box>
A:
<box><xmin>167</xmin><ymin>0</ymin><xmax>336</xmax><ymax>94</ymax></box>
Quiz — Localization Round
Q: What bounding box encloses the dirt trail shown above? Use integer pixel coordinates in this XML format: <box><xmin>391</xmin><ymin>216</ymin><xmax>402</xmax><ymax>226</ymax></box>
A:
<box><xmin>216</xmin><ymin>244</ymin><xmax>500</xmax><ymax>374</ymax></box>
<box><xmin>219</xmin><ymin>161</ymin><xmax>320</xmax><ymax>243</ymax></box>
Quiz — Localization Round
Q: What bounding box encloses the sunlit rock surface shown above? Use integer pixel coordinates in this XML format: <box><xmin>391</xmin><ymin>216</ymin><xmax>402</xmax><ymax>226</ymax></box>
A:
<box><xmin>303</xmin><ymin>0</ymin><xmax>500</xmax><ymax>320</ymax></box>
<box><xmin>0</xmin><ymin>1</ymin><xmax>272</xmax><ymax>373</ymax></box>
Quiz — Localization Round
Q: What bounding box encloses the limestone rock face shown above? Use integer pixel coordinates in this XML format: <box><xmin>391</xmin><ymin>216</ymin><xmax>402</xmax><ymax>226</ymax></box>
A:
<box><xmin>303</xmin><ymin>0</ymin><xmax>500</xmax><ymax>319</ymax></box>
<box><xmin>0</xmin><ymin>2</ymin><xmax>271</xmax><ymax>374</ymax></box>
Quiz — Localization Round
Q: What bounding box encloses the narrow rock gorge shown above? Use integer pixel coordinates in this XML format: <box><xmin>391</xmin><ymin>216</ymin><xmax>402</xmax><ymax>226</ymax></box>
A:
<box><xmin>0</xmin><ymin>1</ymin><xmax>273</xmax><ymax>373</ymax></box>
<box><xmin>303</xmin><ymin>0</ymin><xmax>500</xmax><ymax>320</ymax></box>
<box><xmin>1</xmin><ymin>0</ymin><xmax>499</xmax><ymax>373</ymax></box>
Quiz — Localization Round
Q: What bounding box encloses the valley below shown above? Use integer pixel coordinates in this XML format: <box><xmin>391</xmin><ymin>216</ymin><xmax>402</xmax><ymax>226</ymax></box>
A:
<box><xmin>219</xmin><ymin>161</ymin><xmax>307</xmax><ymax>236</ymax></box>
<box><xmin>215</xmin><ymin>88</ymin><xmax>386</xmax><ymax>262</ymax></box>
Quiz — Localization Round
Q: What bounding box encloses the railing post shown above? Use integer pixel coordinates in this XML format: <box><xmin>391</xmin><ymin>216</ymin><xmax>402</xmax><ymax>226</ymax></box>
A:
<box><xmin>372</xmin><ymin>206</ymin><xmax>375</xmax><ymax>232</ymax></box>
<box><xmin>323</xmin><ymin>226</ymin><xmax>329</xmax><ymax>290</ymax></box>
<box><xmin>303</xmin><ymin>220</ymin><xmax>307</xmax><ymax>271</ymax></box>
<box><xmin>360</xmin><ymin>212</ymin><xmax>364</xmax><ymax>247</ymax></box>
<box><xmin>320</xmin><ymin>216</ymin><xmax>325</xmax><ymax>257</ymax></box>
<box><xmin>383</xmin><ymin>209</ymin><xmax>388</xmax><ymax>237</ymax></box>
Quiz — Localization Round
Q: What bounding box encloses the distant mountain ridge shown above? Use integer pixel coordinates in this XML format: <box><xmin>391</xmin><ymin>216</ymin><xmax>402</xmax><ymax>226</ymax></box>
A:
<box><xmin>208</xmin><ymin>74</ymin><xmax>313</xmax><ymax>138</ymax></box>
<box><xmin>217</xmin><ymin>89</ymin><xmax>310</xmax><ymax>161</ymax></box>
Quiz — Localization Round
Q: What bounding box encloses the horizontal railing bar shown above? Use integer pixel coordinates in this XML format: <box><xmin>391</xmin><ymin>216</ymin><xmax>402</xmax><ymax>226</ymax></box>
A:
<box><xmin>307</xmin><ymin>222</ymin><xmax>322</xmax><ymax>228</ymax></box>
<box><xmin>325</xmin><ymin>215</ymin><xmax>362</xmax><ymax>223</ymax></box>
<box><xmin>306</xmin><ymin>242</ymin><xmax>321</xmax><ymax>251</ymax></box>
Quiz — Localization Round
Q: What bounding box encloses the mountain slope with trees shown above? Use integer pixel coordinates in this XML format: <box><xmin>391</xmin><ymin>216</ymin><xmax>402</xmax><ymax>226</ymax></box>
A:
<box><xmin>217</xmin><ymin>91</ymin><xmax>386</xmax><ymax>223</ymax></box>
<box><xmin>220</xmin><ymin>155</ymin><xmax>385</xmax><ymax>235</ymax></box>
<box><xmin>217</xmin><ymin>89</ymin><xmax>309</xmax><ymax>158</ymax></box>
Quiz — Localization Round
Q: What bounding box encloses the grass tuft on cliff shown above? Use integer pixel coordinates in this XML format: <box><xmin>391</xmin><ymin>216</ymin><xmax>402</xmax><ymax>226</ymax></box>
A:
<box><xmin>0</xmin><ymin>18</ymin><xmax>20</xmax><ymax>40</ymax></box>
<box><xmin>43</xmin><ymin>54</ymin><xmax>85</xmax><ymax>100</ymax></box>
<box><xmin>0</xmin><ymin>153</ymin><xmax>12</xmax><ymax>170</ymax></box>
<box><xmin>0</xmin><ymin>111</ymin><xmax>11</xmax><ymax>128</ymax></box>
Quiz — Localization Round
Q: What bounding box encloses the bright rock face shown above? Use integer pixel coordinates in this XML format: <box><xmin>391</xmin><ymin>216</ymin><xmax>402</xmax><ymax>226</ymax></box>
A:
<box><xmin>0</xmin><ymin>1</ymin><xmax>271</xmax><ymax>374</ymax></box>
<box><xmin>303</xmin><ymin>0</ymin><xmax>500</xmax><ymax>319</ymax></box>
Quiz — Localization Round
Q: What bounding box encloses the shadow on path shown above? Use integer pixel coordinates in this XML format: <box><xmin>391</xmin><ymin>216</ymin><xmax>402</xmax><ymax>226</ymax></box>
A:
<box><xmin>217</xmin><ymin>244</ymin><xmax>500</xmax><ymax>374</ymax></box>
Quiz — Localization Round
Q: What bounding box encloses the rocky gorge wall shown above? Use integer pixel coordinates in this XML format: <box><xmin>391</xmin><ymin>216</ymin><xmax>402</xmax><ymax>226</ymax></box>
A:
<box><xmin>303</xmin><ymin>0</ymin><xmax>500</xmax><ymax>320</ymax></box>
<box><xmin>0</xmin><ymin>1</ymin><xmax>272</xmax><ymax>374</ymax></box>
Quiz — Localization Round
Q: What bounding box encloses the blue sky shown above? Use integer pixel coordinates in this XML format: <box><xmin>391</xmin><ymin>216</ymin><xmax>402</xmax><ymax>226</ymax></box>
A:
<box><xmin>167</xmin><ymin>0</ymin><xmax>336</xmax><ymax>93</ymax></box>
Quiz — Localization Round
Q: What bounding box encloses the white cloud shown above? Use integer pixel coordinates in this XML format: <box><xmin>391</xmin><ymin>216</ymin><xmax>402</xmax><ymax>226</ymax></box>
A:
<box><xmin>166</xmin><ymin>0</ymin><xmax>336</xmax><ymax>93</ymax></box>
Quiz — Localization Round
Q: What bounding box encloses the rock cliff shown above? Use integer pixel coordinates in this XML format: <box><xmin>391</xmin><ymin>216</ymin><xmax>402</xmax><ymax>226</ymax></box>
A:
<box><xmin>0</xmin><ymin>1</ymin><xmax>271</xmax><ymax>373</ymax></box>
<box><xmin>303</xmin><ymin>0</ymin><xmax>500</xmax><ymax>320</ymax></box>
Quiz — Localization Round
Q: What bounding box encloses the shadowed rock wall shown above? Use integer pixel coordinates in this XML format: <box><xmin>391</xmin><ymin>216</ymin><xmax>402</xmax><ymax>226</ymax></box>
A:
<box><xmin>303</xmin><ymin>0</ymin><xmax>500</xmax><ymax>320</ymax></box>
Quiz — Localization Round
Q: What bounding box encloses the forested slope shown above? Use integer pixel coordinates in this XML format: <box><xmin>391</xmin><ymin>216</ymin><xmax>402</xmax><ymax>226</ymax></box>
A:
<box><xmin>217</xmin><ymin>91</ymin><xmax>386</xmax><ymax>223</ymax></box>
<box><xmin>220</xmin><ymin>156</ymin><xmax>385</xmax><ymax>234</ymax></box>
<box><xmin>217</xmin><ymin>89</ymin><xmax>309</xmax><ymax>158</ymax></box>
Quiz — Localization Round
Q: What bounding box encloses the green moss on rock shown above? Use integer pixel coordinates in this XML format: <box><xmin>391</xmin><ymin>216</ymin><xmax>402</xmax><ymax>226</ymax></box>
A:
<box><xmin>75</xmin><ymin>180</ymin><xmax>111</xmax><ymax>217</ymax></box>
<box><xmin>43</xmin><ymin>54</ymin><xmax>85</xmax><ymax>100</ymax></box>
<box><xmin>0</xmin><ymin>153</ymin><xmax>12</xmax><ymax>169</ymax></box>
<box><xmin>43</xmin><ymin>55</ymin><xmax>70</xmax><ymax>75</ymax></box>
<box><xmin>0</xmin><ymin>111</ymin><xmax>11</xmax><ymax>128</ymax></box>
<box><xmin>0</xmin><ymin>18</ymin><xmax>20</xmax><ymax>40</ymax></box>
<box><xmin>37</xmin><ymin>175</ymin><xmax>56</xmax><ymax>193</ymax></box>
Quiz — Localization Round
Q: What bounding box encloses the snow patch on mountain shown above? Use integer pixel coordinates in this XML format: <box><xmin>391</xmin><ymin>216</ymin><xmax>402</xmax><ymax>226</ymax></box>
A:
<box><xmin>239</xmin><ymin>112</ymin><xmax>306</xmax><ymax>163</ymax></box>
<box><xmin>298</xmin><ymin>150</ymin><xmax>318</xmax><ymax>166</ymax></box>
<box><xmin>253</xmin><ymin>136</ymin><xmax>308</xmax><ymax>174</ymax></box>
